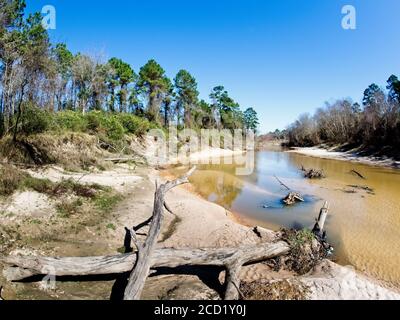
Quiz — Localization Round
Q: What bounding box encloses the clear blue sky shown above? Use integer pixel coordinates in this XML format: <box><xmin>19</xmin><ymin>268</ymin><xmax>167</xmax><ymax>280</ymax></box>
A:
<box><xmin>30</xmin><ymin>0</ymin><xmax>400</xmax><ymax>133</ymax></box>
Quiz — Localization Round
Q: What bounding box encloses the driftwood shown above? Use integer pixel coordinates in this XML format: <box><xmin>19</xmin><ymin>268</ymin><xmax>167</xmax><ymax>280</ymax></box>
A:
<box><xmin>304</xmin><ymin>169</ymin><xmax>325</xmax><ymax>179</ymax></box>
<box><xmin>312</xmin><ymin>201</ymin><xmax>329</xmax><ymax>238</ymax></box>
<box><xmin>282</xmin><ymin>192</ymin><xmax>304</xmax><ymax>205</ymax></box>
<box><xmin>300</xmin><ymin>166</ymin><xmax>325</xmax><ymax>179</ymax></box>
<box><xmin>0</xmin><ymin>243</ymin><xmax>290</xmax><ymax>301</ymax></box>
<box><xmin>347</xmin><ymin>185</ymin><xmax>374</xmax><ymax>194</ymax></box>
<box><xmin>350</xmin><ymin>169</ymin><xmax>366</xmax><ymax>180</ymax></box>
<box><xmin>123</xmin><ymin>166</ymin><xmax>196</xmax><ymax>300</ymax></box>
<box><xmin>103</xmin><ymin>157</ymin><xmax>145</xmax><ymax>164</ymax></box>
<box><xmin>273</xmin><ymin>175</ymin><xmax>291</xmax><ymax>191</ymax></box>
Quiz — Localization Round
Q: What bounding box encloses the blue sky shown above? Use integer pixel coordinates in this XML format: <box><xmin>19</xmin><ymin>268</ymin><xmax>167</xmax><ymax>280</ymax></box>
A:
<box><xmin>29</xmin><ymin>0</ymin><xmax>400</xmax><ymax>133</ymax></box>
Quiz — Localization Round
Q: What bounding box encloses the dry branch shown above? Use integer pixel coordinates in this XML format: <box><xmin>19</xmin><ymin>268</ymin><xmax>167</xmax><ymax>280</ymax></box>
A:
<box><xmin>273</xmin><ymin>175</ymin><xmax>291</xmax><ymax>191</ymax></box>
<box><xmin>123</xmin><ymin>166</ymin><xmax>196</xmax><ymax>300</ymax></box>
<box><xmin>350</xmin><ymin>169</ymin><xmax>366</xmax><ymax>180</ymax></box>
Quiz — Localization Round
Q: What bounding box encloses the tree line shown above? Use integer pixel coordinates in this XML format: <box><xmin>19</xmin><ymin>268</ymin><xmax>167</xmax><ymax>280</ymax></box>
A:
<box><xmin>287</xmin><ymin>75</ymin><xmax>400</xmax><ymax>152</ymax></box>
<box><xmin>0</xmin><ymin>0</ymin><xmax>259</xmax><ymax>139</ymax></box>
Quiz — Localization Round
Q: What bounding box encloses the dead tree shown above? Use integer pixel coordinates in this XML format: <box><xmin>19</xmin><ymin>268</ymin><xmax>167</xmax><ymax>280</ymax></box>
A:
<box><xmin>123</xmin><ymin>166</ymin><xmax>196</xmax><ymax>300</ymax></box>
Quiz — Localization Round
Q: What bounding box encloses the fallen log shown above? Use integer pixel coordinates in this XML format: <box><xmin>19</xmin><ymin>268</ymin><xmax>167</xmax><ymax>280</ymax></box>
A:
<box><xmin>0</xmin><ymin>242</ymin><xmax>290</xmax><ymax>300</ymax></box>
<box><xmin>282</xmin><ymin>192</ymin><xmax>304</xmax><ymax>205</ymax></box>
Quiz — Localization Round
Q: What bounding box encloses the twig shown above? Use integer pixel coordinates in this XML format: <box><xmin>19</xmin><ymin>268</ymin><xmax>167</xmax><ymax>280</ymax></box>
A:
<box><xmin>350</xmin><ymin>169</ymin><xmax>366</xmax><ymax>180</ymax></box>
<box><xmin>273</xmin><ymin>175</ymin><xmax>291</xmax><ymax>191</ymax></box>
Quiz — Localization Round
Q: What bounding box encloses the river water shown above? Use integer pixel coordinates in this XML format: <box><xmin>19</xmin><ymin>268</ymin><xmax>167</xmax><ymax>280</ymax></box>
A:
<box><xmin>171</xmin><ymin>150</ymin><xmax>400</xmax><ymax>287</ymax></box>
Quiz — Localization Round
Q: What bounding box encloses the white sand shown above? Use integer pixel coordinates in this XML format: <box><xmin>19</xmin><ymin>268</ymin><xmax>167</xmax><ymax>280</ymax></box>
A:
<box><xmin>289</xmin><ymin>147</ymin><xmax>400</xmax><ymax>168</ymax></box>
<box><xmin>26</xmin><ymin>166</ymin><xmax>143</xmax><ymax>192</ymax></box>
<box><xmin>0</xmin><ymin>191</ymin><xmax>55</xmax><ymax>220</ymax></box>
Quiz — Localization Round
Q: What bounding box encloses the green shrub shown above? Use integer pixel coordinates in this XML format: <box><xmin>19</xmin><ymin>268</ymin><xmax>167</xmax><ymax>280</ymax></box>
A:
<box><xmin>103</xmin><ymin>116</ymin><xmax>125</xmax><ymax>140</ymax></box>
<box><xmin>53</xmin><ymin>111</ymin><xmax>87</xmax><ymax>132</ymax></box>
<box><xmin>19</xmin><ymin>104</ymin><xmax>51</xmax><ymax>135</ymax></box>
<box><xmin>86</xmin><ymin>111</ymin><xmax>124</xmax><ymax>141</ymax></box>
<box><xmin>86</xmin><ymin>111</ymin><xmax>103</xmax><ymax>132</ymax></box>
<box><xmin>22</xmin><ymin>176</ymin><xmax>54</xmax><ymax>194</ymax></box>
<box><xmin>114</xmin><ymin>113</ymin><xmax>151</xmax><ymax>136</ymax></box>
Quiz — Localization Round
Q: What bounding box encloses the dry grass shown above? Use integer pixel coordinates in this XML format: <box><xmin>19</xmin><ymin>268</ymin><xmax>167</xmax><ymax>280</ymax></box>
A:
<box><xmin>0</xmin><ymin>165</ymin><xmax>28</xmax><ymax>196</ymax></box>
<box><xmin>0</xmin><ymin>133</ymin><xmax>111</xmax><ymax>170</ymax></box>
<box><xmin>281</xmin><ymin>228</ymin><xmax>328</xmax><ymax>275</ymax></box>
<box><xmin>240</xmin><ymin>279</ymin><xmax>310</xmax><ymax>300</ymax></box>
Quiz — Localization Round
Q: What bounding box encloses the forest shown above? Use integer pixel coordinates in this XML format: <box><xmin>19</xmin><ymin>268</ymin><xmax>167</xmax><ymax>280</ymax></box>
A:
<box><xmin>0</xmin><ymin>0</ymin><xmax>259</xmax><ymax>143</ymax></box>
<box><xmin>287</xmin><ymin>75</ymin><xmax>400</xmax><ymax>154</ymax></box>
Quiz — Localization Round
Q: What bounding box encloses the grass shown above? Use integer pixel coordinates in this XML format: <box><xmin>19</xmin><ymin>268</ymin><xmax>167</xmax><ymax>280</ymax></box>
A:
<box><xmin>94</xmin><ymin>193</ymin><xmax>122</xmax><ymax>213</ymax></box>
<box><xmin>0</xmin><ymin>164</ymin><xmax>110</xmax><ymax>200</ymax></box>
<box><xmin>287</xmin><ymin>228</ymin><xmax>315</xmax><ymax>249</ymax></box>
<box><xmin>281</xmin><ymin>228</ymin><xmax>325</xmax><ymax>275</ymax></box>
<box><xmin>106</xmin><ymin>223</ymin><xmax>116</xmax><ymax>231</ymax></box>
<box><xmin>56</xmin><ymin>198</ymin><xmax>84</xmax><ymax>218</ymax></box>
<box><xmin>240</xmin><ymin>279</ymin><xmax>310</xmax><ymax>300</ymax></box>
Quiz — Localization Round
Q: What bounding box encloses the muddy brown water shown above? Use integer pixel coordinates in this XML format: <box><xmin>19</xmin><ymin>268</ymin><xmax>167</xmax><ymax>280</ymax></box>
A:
<box><xmin>170</xmin><ymin>150</ymin><xmax>400</xmax><ymax>287</ymax></box>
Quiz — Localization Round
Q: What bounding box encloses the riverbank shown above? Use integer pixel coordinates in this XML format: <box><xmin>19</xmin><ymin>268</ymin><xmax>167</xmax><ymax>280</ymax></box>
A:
<box><xmin>288</xmin><ymin>146</ymin><xmax>400</xmax><ymax>169</ymax></box>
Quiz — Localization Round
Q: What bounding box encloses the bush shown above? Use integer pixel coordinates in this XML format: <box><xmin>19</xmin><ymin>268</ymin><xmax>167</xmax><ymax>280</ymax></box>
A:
<box><xmin>53</xmin><ymin>111</ymin><xmax>87</xmax><ymax>132</ymax></box>
<box><xmin>114</xmin><ymin>113</ymin><xmax>151</xmax><ymax>136</ymax></box>
<box><xmin>86</xmin><ymin>111</ymin><xmax>103</xmax><ymax>132</ymax></box>
<box><xmin>0</xmin><ymin>165</ymin><xmax>27</xmax><ymax>196</ymax></box>
<box><xmin>19</xmin><ymin>104</ymin><xmax>51</xmax><ymax>135</ymax></box>
<box><xmin>103</xmin><ymin>116</ymin><xmax>125</xmax><ymax>140</ymax></box>
<box><xmin>86</xmin><ymin>111</ymin><xmax>125</xmax><ymax>141</ymax></box>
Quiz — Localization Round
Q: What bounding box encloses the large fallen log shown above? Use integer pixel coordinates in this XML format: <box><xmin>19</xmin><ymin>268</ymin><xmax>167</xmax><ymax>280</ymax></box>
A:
<box><xmin>0</xmin><ymin>242</ymin><xmax>290</xmax><ymax>299</ymax></box>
